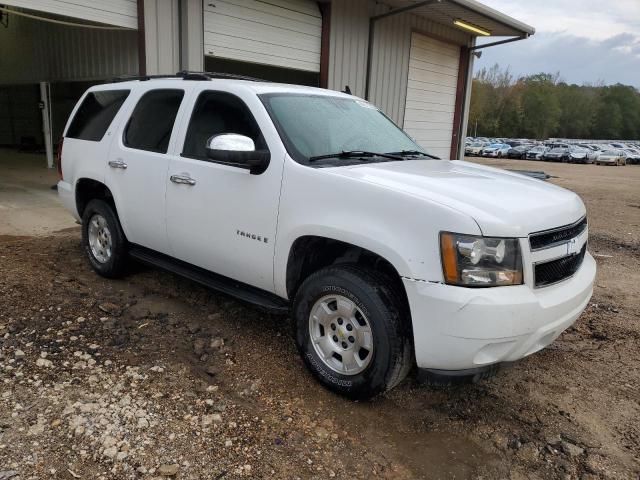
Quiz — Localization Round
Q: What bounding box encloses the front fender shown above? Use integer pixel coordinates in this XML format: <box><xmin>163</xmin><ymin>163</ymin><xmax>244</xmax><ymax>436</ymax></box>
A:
<box><xmin>273</xmin><ymin>161</ymin><xmax>481</xmax><ymax>298</ymax></box>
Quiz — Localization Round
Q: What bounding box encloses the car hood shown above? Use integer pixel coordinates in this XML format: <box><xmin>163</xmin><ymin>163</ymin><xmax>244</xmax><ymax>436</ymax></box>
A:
<box><xmin>327</xmin><ymin>160</ymin><xmax>585</xmax><ymax>237</ymax></box>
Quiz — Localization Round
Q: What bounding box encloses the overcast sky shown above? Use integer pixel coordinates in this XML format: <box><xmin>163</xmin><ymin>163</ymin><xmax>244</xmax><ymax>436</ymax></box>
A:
<box><xmin>474</xmin><ymin>0</ymin><xmax>640</xmax><ymax>87</ymax></box>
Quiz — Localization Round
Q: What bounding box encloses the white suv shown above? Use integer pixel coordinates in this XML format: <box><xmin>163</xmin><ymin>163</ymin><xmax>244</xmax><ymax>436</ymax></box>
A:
<box><xmin>57</xmin><ymin>72</ymin><xmax>596</xmax><ymax>399</ymax></box>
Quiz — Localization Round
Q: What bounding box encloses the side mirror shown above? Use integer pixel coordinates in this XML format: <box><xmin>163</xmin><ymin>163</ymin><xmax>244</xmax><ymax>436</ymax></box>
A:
<box><xmin>205</xmin><ymin>134</ymin><xmax>270</xmax><ymax>175</ymax></box>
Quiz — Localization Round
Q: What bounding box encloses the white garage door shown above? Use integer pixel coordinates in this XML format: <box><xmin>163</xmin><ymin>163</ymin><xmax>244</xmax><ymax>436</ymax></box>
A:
<box><xmin>204</xmin><ymin>0</ymin><xmax>322</xmax><ymax>72</ymax></box>
<box><xmin>403</xmin><ymin>33</ymin><xmax>460</xmax><ymax>159</ymax></box>
<box><xmin>1</xmin><ymin>0</ymin><xmax>137</xmax><ymax>28</ymax></box>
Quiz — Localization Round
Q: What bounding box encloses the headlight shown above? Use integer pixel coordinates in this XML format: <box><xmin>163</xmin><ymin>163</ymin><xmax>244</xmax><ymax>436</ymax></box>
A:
<box><xmin>440</xmin><ymin>232</ymin><xmax>523</xmax><ymax>287</ymax></box>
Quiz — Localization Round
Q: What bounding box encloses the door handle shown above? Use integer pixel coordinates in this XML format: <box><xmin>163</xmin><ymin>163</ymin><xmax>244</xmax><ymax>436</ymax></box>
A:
<box><xmin>170</xmin><ymin>173</ymin><xmax>196</xmax><ymax>186</ymax></box>
<box><xmin>108</xmin><ymin>159</ymin><xmax>128</xmax><ymax>169</ymax></box>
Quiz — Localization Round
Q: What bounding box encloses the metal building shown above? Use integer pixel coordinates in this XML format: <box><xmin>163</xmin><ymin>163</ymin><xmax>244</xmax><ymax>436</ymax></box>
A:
<box><xmin>0</xmin><ymin>0</ymin><xmax>533</xmax><ymax>166</ymax></box>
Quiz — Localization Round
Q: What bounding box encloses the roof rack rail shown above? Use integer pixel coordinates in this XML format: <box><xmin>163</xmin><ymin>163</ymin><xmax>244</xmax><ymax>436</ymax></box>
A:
<box><xmin>112</xmin><ymin>74</ymin><xmax>178</xmax><ymax>83</ymax></box>
<box><xmin>180</xmin><ymin>70</ymin><xmax>268</xmax><ymax>82</ymax></box>
<box><xmin>112</xmin><ymin>70</ymin><xmax>268</xmax><ymax>83</ymax></box>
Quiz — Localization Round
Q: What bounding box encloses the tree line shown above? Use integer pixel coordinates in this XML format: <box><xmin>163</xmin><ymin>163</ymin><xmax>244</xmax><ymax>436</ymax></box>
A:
<box><xmin>468</xmin><ymin>64</ymin><xmax>640</xmax><ymax>140</ymax></box>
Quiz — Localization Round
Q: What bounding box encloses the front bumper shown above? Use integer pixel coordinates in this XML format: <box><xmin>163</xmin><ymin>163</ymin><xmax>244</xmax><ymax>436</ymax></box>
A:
<box><xmin>404</xmin><ymin>252</ymin><xmax>596</xmax><ymax>371</ymax></box>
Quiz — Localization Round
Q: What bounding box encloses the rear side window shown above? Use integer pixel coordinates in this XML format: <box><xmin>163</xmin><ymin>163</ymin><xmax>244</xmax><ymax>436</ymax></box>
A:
<box><xmin>66</xmin><ymin>90</ymin><xmax>130</xmax><ymax>141</ymax></box>
<box><xmin>124</xmin><ymin>89</ymin><xmax>184</xmax><ymax>154</ymax></box>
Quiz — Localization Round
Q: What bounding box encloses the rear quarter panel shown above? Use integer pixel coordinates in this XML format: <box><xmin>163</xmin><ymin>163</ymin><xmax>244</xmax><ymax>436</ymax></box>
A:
<box><xmin>60</xmin><ymin>85</ymin><xmax>137</xmax><ymax>215</ymax></box>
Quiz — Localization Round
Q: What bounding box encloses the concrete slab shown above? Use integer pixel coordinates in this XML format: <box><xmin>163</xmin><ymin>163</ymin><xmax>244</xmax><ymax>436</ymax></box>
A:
<box><xmin>0</xmin><ymin>148</ymin><xmax>78</xmax><ymax>236</ymax></box>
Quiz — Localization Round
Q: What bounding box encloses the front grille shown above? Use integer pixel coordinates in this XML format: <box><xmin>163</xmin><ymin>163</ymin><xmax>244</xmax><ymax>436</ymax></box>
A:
<box><xmin>534</xmin><ymin>245</ymin><xmax>586</xmax><ymax>287</ymax></box>
<box><xmin>529</xmin><ymin>217</ymin><xmax>587</xmax><ymax>251</ymax></box>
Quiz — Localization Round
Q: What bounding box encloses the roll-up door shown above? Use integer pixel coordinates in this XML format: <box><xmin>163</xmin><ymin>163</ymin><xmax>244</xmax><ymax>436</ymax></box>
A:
<box><xmin>403</xmin><ymin>33</ymin><xmax>460</xmax><ymax>159</ymax></box>
<box><xmin>204</xmin><ymin>0</ymin><xmax>322</xmax><ymax>72</ymax></box>
<box><xmin>1</xmin><ymin>0</ymin><xmax>137</xmax><ymax>28</ymax></box>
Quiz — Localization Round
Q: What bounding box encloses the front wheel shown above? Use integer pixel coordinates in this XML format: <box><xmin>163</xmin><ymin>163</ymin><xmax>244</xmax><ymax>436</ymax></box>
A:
<box><xmin>81</xmin><ymin>199</ymin><xmax>128</xmax><ymax>278</ymax></box>
<box><xmin>292</xmin><ymin>265</ymin><xmax>412</xmax><ymax>400</ymax></box>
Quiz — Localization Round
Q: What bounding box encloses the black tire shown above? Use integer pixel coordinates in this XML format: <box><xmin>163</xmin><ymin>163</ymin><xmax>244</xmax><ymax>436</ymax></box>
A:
<box><xmin>292</xmin><ymin>265</ymin><xmax>412</xmax><ymax>400</ymax></box>
<box><xmin>81</xmin><ymin>199</ymin><xmax>128</xmax><ymax>278</ymax></box>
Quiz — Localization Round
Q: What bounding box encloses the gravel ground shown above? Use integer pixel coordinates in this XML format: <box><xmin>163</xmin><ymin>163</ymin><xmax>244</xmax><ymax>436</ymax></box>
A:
<box><xmin>1</xmin><ymin>159</ymin><xmax>639</xmax><ymax>479</ymax></box>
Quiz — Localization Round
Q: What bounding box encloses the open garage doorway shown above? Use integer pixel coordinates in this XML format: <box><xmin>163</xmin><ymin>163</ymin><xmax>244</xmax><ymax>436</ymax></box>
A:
<box><xmin>0</xmin><ymin>5</ymin><xmax>138</xmax><ymax>173</ymax></box>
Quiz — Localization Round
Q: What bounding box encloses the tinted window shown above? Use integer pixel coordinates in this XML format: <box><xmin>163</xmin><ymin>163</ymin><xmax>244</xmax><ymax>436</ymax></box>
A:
<box><xmin>66</xmin><ymin>90</ymin><xmax>130</xmax><ymax>141</ymax></box>
<box><xmin>124</xmin><ymin>89</ymin><xmax>184</xmax><ymax>153</ymax></box>
<box><xmin>182</xmin><ymin>91</ymin><xmax>266</xmax><ymax>160</ymax></box>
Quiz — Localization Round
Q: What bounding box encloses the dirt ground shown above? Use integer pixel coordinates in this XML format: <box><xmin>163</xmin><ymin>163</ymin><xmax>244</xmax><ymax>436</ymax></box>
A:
<box><xmin>0</xmin><ymin>158</ymin><xmax>638</xmax><ymax>480</ymax></box>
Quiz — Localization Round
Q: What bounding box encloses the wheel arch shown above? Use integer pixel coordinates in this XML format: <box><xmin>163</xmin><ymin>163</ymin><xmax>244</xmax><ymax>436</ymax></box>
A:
<box><xmin>284</xmin><ymin>234</ymin><xmax>412</xmax><ymax>321</ymax></box>
<box><xmin>75</xmin><ymin>178</ymin><xmax>117</xmax><ymax>219</ymax></box>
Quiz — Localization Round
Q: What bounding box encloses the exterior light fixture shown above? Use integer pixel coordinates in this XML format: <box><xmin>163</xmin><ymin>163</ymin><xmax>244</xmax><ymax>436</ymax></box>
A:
<box><xmin>453</xmin><ymin>19</ymin><xmax>491</xmax><ymax>36</ymax></box>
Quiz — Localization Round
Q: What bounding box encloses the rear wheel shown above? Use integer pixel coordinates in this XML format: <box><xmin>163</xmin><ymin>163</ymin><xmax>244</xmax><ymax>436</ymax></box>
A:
<box><xmin>292</xmin><ymin>265</ymin><xmax>412</xmax><ymax>400</ymax></box>
<box><xmin>81</xmin><ymin>199</ymin><xmax>128</xmax><ymax>278</ymax></box>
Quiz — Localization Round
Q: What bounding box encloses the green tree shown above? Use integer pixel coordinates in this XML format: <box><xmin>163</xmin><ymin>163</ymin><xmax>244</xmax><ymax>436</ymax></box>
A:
<box><xmin>520</xmin><ymin>74</ymin><xmax>561</xmax><ymax>139</ymax></box>
<box><xmin>467</xmin><ymin>65</ymin><xmax>640</xmax><ymax>140</ymax></box>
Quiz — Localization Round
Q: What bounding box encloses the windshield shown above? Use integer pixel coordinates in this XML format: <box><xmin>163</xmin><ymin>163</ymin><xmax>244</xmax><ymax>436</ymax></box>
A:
<box><xmin>260</xmin><ymin>93</ymin><xmax>426</xmax><ymax>164</ymax></box>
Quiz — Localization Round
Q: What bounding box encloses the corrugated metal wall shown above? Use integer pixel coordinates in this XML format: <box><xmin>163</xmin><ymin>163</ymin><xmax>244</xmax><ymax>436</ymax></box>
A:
<box><xmin>46</xmin><ymin>22</ymin><xmax>139</xmax><ymax>81</ymax></box>
<box><xmin>328</xmin><ymin>0</ymin><xmax>471</xmax><ymax>126</ymax></box>
<box><xmin>0</xmin><ymin>10</ymin><xmax>138</xmax><ymax>84</ymax></box>
<box><xmin>144</xmin><ymin>0</ymin><xmax>181</xmax><ymax>75</ymax></box>
<box><xmin>327</xmin><ymin>0</ymin><xmax>371</xmax><ymax>98</ymax></box>
<box><xmin>0</xmin><ymin>11</ymin><xmax>48</xmax><ymax>84</ymax></box>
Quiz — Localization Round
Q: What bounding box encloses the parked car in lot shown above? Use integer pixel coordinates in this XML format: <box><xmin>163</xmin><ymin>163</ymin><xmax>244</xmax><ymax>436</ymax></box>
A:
<box><xmin>622</xmin><ymin>149</ymin><xmax>640</xmax><ymax>165</ymax></box>
<box><xmin>547</xmin><ymin>142</ymin><xmax>570</xmax><ymax>149</ymax></box>
<box><xmin>525</xmin><ymin>145</ymin><xmax>548</xmax><ymax>160</ymax></box>
<box><xmin>507</xmin><ymin>145</ymin><xmax>531</xmax><ymax>159</ymax></box>
<box><xmin>580</xmin><ymin>145</ymin><xmax>602</xmax><ymax>163</ymax></box>
<box><xmin>465</xmin><ymin>142</ymin><xmax>487</xmax><ymax>156</ymax></box>
<box><xmin>543</xmin><ymin>147</ymin><xmax>571</xmax><ymax>162</ymax></box>
<box><xmin>566</xmin><ymin>146</ymin><xmax>592</xmax><ymax>164</ymax></box>
<box><xmin>596</xmin><ymin>150</ymin><xmax>626</xmax><ymax>166</ymax></box>
<box><xmin>57</xmin><ymin>74</ymin><xmax>596</xmax><ymax>399</ymax></box>
<box><xmin>481</xmin><ymin>143</ymin><xmax>511</xmax><ymax>157</ymax></box>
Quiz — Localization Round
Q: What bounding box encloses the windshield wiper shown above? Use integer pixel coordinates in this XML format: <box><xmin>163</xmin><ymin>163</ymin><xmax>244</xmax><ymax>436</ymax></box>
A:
<box><xmin>308</xmin><ymin>150</ymin><xmax>403</xmax><ymax>162</ymax></box>
<box><xmin>386</xmin><ymin>150</ymin><xmax>440</xmax><ymax>160</ymax></box>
